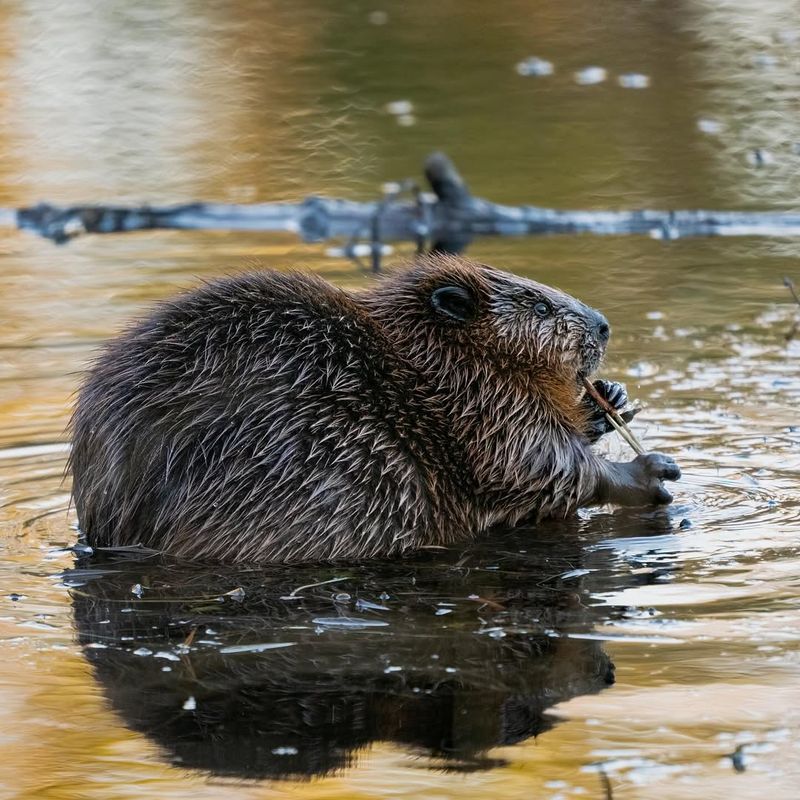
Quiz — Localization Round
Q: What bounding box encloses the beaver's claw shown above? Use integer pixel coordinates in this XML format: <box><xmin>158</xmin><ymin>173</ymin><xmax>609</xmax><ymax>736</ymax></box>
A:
<box><xmin>583</xmin><ymin>379</ymin><xmax>638</xmax><ymax>443</ymax></box>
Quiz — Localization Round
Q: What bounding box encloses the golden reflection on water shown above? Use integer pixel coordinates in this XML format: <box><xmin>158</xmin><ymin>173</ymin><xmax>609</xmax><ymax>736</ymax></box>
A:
<box><xmin>1</xmin><ymin>0</ymin><xmax>800</xmax><ymax>798</ymax></box>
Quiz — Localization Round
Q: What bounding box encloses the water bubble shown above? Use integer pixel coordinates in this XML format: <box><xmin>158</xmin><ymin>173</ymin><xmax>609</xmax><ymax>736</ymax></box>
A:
<box><xmin>698</xmin><ymin>118</ymin><xmax>725</xmax><ymax>135</ymax></box>
<box><xmin>515</xmin><ymin>57</ymin><xmax>554</xmax><ymax>77</ymax></box>
<box><xmin>618</xmin><ymin>73</ymin><xmax>650</xmax><ymax>89</ymax></box>
<box><xmin>574</xmin><ymin>66</ymin><xmax>607</xmax><ymax>85</ymax></box>
<box><xmin>385</xmin><ymin>99</ymin><xmax>413</xmax><ymax>116</ymax></box>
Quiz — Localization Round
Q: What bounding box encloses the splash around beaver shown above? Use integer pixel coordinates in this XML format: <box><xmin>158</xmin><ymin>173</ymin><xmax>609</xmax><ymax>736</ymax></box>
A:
<box><xmin>69</xmin><ymin>254</ymin><xmax>679</xmax><ymax>563</ymax></box>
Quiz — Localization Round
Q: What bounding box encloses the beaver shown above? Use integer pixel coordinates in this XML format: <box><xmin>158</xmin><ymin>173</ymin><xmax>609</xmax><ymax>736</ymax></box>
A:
<box><xmin>69</xmin><ymin>254</ymin><xmax>679</xmax><ymax>563</ymax></box>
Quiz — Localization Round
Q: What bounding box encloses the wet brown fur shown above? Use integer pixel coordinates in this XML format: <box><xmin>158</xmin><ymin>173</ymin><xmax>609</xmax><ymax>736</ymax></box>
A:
<box><xmin>69</xmin><ymin>254</ymin><xmax>628</xmax><ymax>563</ymax></box>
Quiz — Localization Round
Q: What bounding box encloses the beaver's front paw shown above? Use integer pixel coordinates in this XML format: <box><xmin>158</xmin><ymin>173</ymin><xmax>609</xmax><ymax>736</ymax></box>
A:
<box><xmin>583</xmin><ymin>380</ymin><xmax>637</xmax><ymax>443</ymax></box>
<box><xmin>629</xmin><ymin>452</ymin><xmax>681</xmax><ymax>505</ymax></box>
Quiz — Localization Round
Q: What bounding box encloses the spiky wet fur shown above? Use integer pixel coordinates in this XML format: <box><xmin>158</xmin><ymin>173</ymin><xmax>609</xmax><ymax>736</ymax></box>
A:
<box><xmin>70</xmin><ymin>254</ymin><xmax>612</xmax><ymax>563</ymax></box>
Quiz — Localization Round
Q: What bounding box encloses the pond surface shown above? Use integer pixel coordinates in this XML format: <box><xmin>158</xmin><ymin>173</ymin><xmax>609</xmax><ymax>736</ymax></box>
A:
<box><xmin>1</xmin><ymin>1</ymin><xmax>800</xmax><ymax>798</ymax></box>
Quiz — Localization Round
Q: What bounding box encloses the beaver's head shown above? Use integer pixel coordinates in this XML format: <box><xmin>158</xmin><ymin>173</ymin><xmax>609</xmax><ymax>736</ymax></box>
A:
<box><xmin>364</xmin><ymin>254</ymin><xmax>610</xmax><ymax>384</ymax></box>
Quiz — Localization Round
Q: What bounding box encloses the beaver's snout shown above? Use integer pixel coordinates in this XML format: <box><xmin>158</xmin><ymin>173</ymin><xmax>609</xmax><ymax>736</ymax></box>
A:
<box><xmin>576</xmin><ymin>308</ymin><xmax>611</xmax><ymax>378</ymax></box>
<box><xmin>592</xmin><ymin>311</ymin><xmax>610</xmax><ymax>345</ymax></box>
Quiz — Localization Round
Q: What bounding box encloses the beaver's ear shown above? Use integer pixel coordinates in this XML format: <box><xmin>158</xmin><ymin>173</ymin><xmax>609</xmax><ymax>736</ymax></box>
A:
<box><xmin>431</xmin><ymin>286</ymin><xmax>477</xmax><ymax>322</ymax></box>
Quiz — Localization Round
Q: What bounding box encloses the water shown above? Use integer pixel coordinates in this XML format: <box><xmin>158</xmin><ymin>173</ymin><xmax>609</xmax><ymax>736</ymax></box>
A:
<box><xmin>1</xmin><ymin>1</ymin><xmax>799</xmax><ymax>797</ymax></box>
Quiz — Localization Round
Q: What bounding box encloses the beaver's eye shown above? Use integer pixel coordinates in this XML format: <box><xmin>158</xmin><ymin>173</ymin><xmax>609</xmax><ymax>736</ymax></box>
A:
<box><xmin>534</xmin><ymin>301</ymin><xmax>551</xmax><ymax>318</ymax></box>
<box><xmin>431</xmin><ymin>285</ymin><xmax>476</xmax><ymax>322</ymax></box>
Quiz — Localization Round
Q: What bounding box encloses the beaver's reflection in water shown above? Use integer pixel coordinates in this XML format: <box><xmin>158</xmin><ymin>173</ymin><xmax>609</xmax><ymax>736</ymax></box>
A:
<box><xmin>68</xmin><ymin>519</ymin><xmax>669</xmax><ymax>781</ymax></box>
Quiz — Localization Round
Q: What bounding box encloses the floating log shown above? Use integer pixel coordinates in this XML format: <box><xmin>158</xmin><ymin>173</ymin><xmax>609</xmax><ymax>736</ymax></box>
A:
<box><xmin>8</xmin><ymin>153</ymin><xmax>800</xmax><ymax>256</ymax></box>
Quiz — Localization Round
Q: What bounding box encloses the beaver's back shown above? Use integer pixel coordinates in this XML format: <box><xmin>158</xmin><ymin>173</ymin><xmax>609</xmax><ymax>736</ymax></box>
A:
<box><xmin>70</xmin><ymin>271</ymin><xmax>473</xmax><ymax>562</ymax></box>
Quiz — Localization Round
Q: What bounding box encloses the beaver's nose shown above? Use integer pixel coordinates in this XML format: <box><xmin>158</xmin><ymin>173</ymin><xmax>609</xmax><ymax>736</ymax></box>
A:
<box><xmin>593</xmin><ymin>311</ymin><xmax>610</xmax><ymax>343</ymax></box>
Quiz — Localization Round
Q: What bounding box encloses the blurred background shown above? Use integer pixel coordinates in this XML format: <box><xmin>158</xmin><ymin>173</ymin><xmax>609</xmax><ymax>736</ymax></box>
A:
<box><xmin>1</xmin><ymin>1</ymin><xmax>799</xmax><ymax>798</ymax></box>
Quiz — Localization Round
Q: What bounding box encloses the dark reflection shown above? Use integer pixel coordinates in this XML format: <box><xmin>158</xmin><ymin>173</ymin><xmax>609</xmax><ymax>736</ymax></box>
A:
<box><xmin>66</xmin><ymin>518</ymin><xmax>671</xmax><ymax>781</ymax></box>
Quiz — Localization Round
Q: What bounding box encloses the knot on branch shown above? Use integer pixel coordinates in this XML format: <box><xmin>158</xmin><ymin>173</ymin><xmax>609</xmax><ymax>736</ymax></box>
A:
<box><xmin>298</xmin><ymin>197</ymin><xmax>331</xmax><ymax>243</ymax></box>
<box><xmin>424</xmin><ymin>152</ymin><xmax>472</xmax><ymax>209</ymax></box>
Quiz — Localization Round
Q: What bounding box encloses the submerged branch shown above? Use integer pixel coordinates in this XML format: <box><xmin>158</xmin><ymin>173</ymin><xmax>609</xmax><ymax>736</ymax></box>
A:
<box><xmin>8</xmin><ymin>153</ymin><xmax>800</xmax><ymax>250</ymax></box>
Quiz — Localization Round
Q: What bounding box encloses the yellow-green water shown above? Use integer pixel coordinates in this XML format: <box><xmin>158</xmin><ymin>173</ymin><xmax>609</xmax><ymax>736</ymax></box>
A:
<box><xmin>1</xmin><ymin>1</ymin><xmax>800</xmax><ymax>798</ymax></box>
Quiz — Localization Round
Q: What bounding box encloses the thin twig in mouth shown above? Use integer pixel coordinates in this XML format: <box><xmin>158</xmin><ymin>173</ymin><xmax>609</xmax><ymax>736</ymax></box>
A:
<box><xmin>582</xmin><ymin>377</ymin><xmax>647</xmax><ymax>456</ymax></box>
